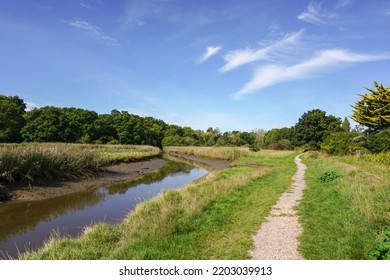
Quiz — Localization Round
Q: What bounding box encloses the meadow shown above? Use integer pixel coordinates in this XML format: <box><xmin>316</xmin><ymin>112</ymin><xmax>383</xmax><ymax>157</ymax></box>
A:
<box><xmin>0</xmin><ymin>143</ymin><xmax>161</xmax><ymax>185</ymax></box>
<box><xmin>299</xmin><ymin>151</ymin><xmax>390</xmax><ymax>259</ymax></box>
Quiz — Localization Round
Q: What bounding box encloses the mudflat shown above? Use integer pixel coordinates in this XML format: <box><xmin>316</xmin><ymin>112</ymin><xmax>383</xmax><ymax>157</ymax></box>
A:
<box><xmin>2</xmin><ymin>158</ymin><xmax>166</xmax><ymax>202</ymax></box>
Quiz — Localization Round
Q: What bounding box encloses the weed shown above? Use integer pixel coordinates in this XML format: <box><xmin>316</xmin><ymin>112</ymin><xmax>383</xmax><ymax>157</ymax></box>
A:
<box><xmin>319</xmin><ymin>171</ymin><xmax>341</xmax><ymax>183</ymax></box>
<box><xmin>370</xmin><ymin>229</ymin><xmax>390</xmax><ymax>260</ymax></box>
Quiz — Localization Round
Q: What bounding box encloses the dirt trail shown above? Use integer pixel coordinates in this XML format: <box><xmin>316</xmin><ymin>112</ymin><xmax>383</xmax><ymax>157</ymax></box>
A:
<box><xmin>250</xmin><ymin>154</ymin><xmax>306</xmax><ymax>260</ymax></box>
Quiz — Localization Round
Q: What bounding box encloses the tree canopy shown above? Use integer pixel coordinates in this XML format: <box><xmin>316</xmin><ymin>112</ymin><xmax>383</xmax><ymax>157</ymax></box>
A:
<box><xmin>0</xmin><ymin>94</ymin><xmax>26</xmax><ymax>142</ymax></box>
<box><xmin>351</xmin><ymin>82</ymin><xmax>390</xmax><ymax>132</ymax></box>
<box><xmin>294</xmin><ymin>109</ymin><xmax>342</xmax><ymax>149</ymax></box>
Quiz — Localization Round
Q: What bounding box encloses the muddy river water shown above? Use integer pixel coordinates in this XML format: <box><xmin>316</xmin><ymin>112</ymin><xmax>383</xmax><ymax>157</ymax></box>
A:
<box><xmin>0</xmin><ymin>160</ymin><xmax>207</xmax><ymax>259</ymax></box>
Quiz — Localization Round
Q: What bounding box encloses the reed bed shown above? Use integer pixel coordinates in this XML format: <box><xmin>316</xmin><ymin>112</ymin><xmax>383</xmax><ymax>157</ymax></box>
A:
<box><xmin>0</xmin><ymin>143</ymin><xmax>161</xmax><ymax>184</ymax></box>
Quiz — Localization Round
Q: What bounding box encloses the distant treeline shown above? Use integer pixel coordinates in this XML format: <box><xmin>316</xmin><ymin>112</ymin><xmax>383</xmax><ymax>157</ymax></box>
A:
<box><xmin>1</xmin><ymin>82</ymin><xmax>390</xmax><ymax>154</ymax></box>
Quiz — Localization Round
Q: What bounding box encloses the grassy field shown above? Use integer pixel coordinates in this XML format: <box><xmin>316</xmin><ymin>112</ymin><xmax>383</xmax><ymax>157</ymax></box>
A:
<box><xmin>299</xmin><ymin>152</ymin><xmax>390</xmax><ymax>259</ymax></box>
<box><xmin>164</xmin><ymin>146</ymin><xmax>250</xmax><ymax>160</ymax></box>
<box><xmin>0</xmin><ymin>143</ymin><xmax>161</xmax><ymax>185</ymax></box>
<box><xmin>21</xmin><ymin>148</ymin><xmax>297</xmax><ymax>259</ymax></box>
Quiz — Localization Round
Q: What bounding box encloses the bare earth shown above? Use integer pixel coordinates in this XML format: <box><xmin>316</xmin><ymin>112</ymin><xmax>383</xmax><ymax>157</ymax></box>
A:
<box><xmin>250</xmin><ymin>154</ymin><xmax>307</xmax><ymax>260</ymax></box>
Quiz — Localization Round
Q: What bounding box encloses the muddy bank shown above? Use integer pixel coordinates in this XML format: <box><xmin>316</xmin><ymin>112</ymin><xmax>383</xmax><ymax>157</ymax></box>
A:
<box><xmin>1</xmin><ymin>158</ymin><xmax>166</xmax><ymax>202</ymax></box>
<box><xmin>1</xmin><ymin>153</ymin><xmax>231</xmax><ymax>203</ymax></box>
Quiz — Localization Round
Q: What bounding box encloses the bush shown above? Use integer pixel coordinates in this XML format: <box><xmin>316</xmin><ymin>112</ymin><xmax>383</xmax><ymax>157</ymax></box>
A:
<box><xmin>321</xmin><ymin>131</ymin><xmax>362</xmax><ymax>155</ymax></box>
<box><xmin>367</xmin><ymin>130</ymin><xmax>390</xmax><ymax>154</ymax></box>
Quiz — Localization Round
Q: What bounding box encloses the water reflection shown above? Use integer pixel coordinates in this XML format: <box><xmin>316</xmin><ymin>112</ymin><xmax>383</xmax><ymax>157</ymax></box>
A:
<box><xmin>0</xmin><ymin>160</ymin><xmax>207</xmax><ymax>259</ymax></box>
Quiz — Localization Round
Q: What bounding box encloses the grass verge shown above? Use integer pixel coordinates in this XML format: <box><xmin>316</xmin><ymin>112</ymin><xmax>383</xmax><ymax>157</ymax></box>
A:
<box><xmin>21</xmin><ymin>149</ymin><xmax>297</xmax><ymax>259</ymax></box>
<box><xmin>298</xmin><ymin>152</ymin><xmax>390</xmax><ymax>259</ymax></box>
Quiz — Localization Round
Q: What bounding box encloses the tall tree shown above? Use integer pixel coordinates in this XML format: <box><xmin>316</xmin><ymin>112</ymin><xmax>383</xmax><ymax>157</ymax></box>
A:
<box><xmin>294</xmin><ymin>109</ymin><xmax>342</xmax><ymax>149</ymax></box>
<box><xmin>22</xmin><ymin>106</ymin><xmax>68</xmax><ymax>142</ymax></box>
<box><xmin>0</xmin><ymin>95</ymin><xmax>26</xmax><ymax>142</ymax></box>
<box><xmin>351</xmin><ymin>82</ymin><xmax>390</xmax><ymax>132</ymax></box>
<box><xmin>342</xmin><ymin>117</ymin><xmax>351</xmax><ymax>132</ymax></box>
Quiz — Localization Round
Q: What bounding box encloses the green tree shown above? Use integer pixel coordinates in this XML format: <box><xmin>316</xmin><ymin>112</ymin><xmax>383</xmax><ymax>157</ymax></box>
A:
<box><xmin>0</xmin><ymin>94</ymin><xmax>26</xmax><ymax>142</ymax></box>
<box><xmin>321</xmin><ymin>131</ymin><xmax>361</xmax><ymax>155</ymax></box>
<box><xmin>367</xmin><ymin>129</ymin><xmax>390</xmax><ymax>153</ymax></box>
<box><xmin>294</xmin><ymin>109</ymin><xmax>342</xmax><ymax>149</ymax></box>
<box><xmin>62</xmin><ymin>107</ymin><xmax>98</xmax><ymax>143</ymax></box>
<box><xmin>22</xmin><ymin>106</ymin><xmax>69</xmax><ymax>142</ymax></box>
<box><xmin>351</xmin><ymin>82</ymin><xmax>390</xmax><ymax>132</ymax></box>
<box><xmin>342</xmin><ymin>117</ymin><xmax>351</xmax><ymax>132</ymax></box>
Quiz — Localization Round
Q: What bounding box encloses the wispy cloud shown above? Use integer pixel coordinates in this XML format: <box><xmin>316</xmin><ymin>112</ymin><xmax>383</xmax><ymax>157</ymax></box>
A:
<box><xmin>79</xmin><ymin>2</ymin><xmax>93</xmax><ymax>9</ymax></box>
<box><xmin>219</xmin><ymin>30</ymin><xmax>304</xmax><ymax>73</ymax></box>
<box><xmin>197</xmin><ymin>45</ymin><xmax>222</xmax><ymax>64</ymax></box>
<box><xmin>122</xmin><ymin>0</ymin><xmax>169</xmax><ymax>26</ymax></box>
<box><xmin>297</xmin><ymin>2</ymin><xmax>334</xmax><ymax>24</ymax></box>
<box><xmin>335</xmin><ymin>0</ymin><xmax>353</xmax><ymax>9</ymax></box>
<box><xmin>232</xmin><ymin>49</ymin><xmax>390</xmax><ymax>99</ymax></box>
<box><xmin>65</xmin><ymin>18</ymin><xmax>119</xmax><ymax>46</ymax></box>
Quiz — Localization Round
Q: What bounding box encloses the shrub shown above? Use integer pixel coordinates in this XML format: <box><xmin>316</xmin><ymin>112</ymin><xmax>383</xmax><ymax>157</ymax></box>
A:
<box><xmin>367</xmin><ymin>130</ymin><xmax>390</xmax><ymax>154</ymax></box>
<box><xmin>321</xmin><ymin>131</ymin><xmax>362</xmax><ymax>155</ymax></box>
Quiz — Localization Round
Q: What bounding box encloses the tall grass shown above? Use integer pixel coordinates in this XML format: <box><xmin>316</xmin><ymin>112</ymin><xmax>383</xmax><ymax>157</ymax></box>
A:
<box><xmin>164</xmin><ymin>146</ymin><xmax>250</xmax><ymax>160</ymax></box>
<box><xmin>22</xmin><ymin>150</ymin><xmax>297</xmax><ymax>260</ymax></box>
<box><xmin>0</xmin><ymin>143</ymin><xmax>161</xmax><ymax>184</ymax></box>
<box><xmin>298</xmin><ymin>152</ymin><xmax>390</xmax><ymax>259</ymax></box>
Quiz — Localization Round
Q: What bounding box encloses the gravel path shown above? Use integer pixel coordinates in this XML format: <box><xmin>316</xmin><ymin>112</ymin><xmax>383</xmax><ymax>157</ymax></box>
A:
<box><xmin>249</xmin><ymin>154</ymin><xmax>306</xmax><ymax>260</ymax></box>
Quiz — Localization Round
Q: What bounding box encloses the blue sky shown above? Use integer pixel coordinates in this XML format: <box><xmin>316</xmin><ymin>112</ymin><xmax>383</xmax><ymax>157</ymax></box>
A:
<box><xmin>1</xmin><ymin>0</ymin><xmax>389</xmax><ymax>132</ymax></box>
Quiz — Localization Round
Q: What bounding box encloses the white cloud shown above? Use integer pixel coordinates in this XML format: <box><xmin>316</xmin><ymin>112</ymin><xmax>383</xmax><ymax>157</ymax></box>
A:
<box><xmin>219</xmin><ymin>30</ymin><xmax>304</xmax><ymax>73</ymax></box>
<box><xmin>297</xmin><ymin>2</ymin><xmax>334</xmax><ymax>24</ymax></box>
<box><xmin>335</xmin><ymin>0</ymin><xmax>353</xmax><ymax>9</ymax></box>
<box><xmin>232</xmin><ymin>49</ymin><xmax>390</xmax><ymax>99</ymax></box>
<box><xmin>65</xmin><ymin>18</ymin><xmax>119</xmax><ymax>46</ymax></box>
<box><xmin>197</xmin><ymin>45</ymin><xmax>222</xmax><ymax>64</ymax></box>
<box><xmin>25</xmin><ymin>101</ymin><xmax>39</xmax><ymax>111</ymax></box>
<box><xmin>80</xmin><ymin>2</ymin><xmax>93</xmax><ymax>9</ymax></box>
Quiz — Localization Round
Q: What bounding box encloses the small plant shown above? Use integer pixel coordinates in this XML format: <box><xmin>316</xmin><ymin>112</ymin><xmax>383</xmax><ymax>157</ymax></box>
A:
<box><xmin>319</xmin><ymin>171</ymin><xmax>341</xmax><ymax>183</ymax></box>
<box><xmin>370</xmin><ymin>229</ymin><xmax>390</xmax><ymax>260</ymax></box>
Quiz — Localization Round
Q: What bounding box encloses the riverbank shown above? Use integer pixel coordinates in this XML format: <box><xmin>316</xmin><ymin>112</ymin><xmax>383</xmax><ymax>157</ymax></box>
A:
<box><xmin>1</xmin><ymin>151</ymin><xmax>231</xmax><ymax>202</ymax></box>
<box><xmin>1</xmin><ymin>158</ymin><xmax>166</xmax><ymax>202</ymax></box>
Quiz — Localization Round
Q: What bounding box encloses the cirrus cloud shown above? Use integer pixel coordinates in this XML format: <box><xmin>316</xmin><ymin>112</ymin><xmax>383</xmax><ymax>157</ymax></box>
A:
<box><xmin>65</xmin><ymin>18</ymin><xmax>119</xmax><ymax>46</ymax></box>
<box><xmin>232</xmin><ymin>49</ymin><xmax>390</xmax><ymax>99</ymax></box>
<box><xmin>219</xmin><ymin>29</ymin><xmax>304</xmax><ymax>73</ymax></box>
<box><xmin>197</xmin><ymin>45</ymin><xmax>222</xmax><ymax>64</ymax></box>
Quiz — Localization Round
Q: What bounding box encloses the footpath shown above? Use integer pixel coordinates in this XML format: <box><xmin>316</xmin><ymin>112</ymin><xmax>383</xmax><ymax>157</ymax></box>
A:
<box><xmin>250</xmin><ymin>154</ymin><xmax>306</xmax><ymax>260</ymax></box>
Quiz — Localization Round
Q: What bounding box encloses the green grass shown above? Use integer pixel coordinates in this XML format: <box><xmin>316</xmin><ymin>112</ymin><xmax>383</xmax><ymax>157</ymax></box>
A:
<box><xmin>22</xmin><ymin>149</ymin><xmax>297</xmax><ymax>260</ymax></box>
<box><xmin>298</xmin><ymin>152</ymin><xmax>390</xmax><ymax>259</ymax></box>
<box><xmin>0</xmin><ymin>143</ymin><xmax>161</xmax><ymax>184</ymax></box>
<box><xmin>164</xmin><ymin>146</ymin><xmax>250</xmax><ymax>160</ymax></box>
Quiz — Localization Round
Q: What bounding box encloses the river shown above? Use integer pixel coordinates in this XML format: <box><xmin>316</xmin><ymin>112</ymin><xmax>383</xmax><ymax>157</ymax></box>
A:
<box><xmin>0</xmin><ymin>159</ymin><xmax>207</xmax><ymax>259</ymax></box>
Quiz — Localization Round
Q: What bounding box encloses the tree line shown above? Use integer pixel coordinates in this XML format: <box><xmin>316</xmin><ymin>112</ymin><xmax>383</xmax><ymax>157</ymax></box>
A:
<box><xmin>1</xmin><ymin>82</ymin><xmax>389</xmax><ymax>154</ymax></box>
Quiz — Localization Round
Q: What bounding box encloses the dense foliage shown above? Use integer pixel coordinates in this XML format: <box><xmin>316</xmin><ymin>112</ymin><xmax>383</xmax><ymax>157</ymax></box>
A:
<box><xmin>294</xmin><ymin>109</ymin><xmax>342</xmax><ymax>149</ymax></box>
<box><xmin>0</xmin><ymin>95</ymin><xmax>26</xmax><ymax>142</ymax></box>
<box><xmin>352</xmin><ymin>82</ymin><xmax>390</xmax><ymax>132</ymax></box>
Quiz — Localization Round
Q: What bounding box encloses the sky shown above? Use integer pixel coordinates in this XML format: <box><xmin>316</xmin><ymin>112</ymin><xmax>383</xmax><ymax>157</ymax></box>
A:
<box><xmin>1</xmin><ymin>0</ymin><xmax>390</xmax><ymax>132</ymax></box>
